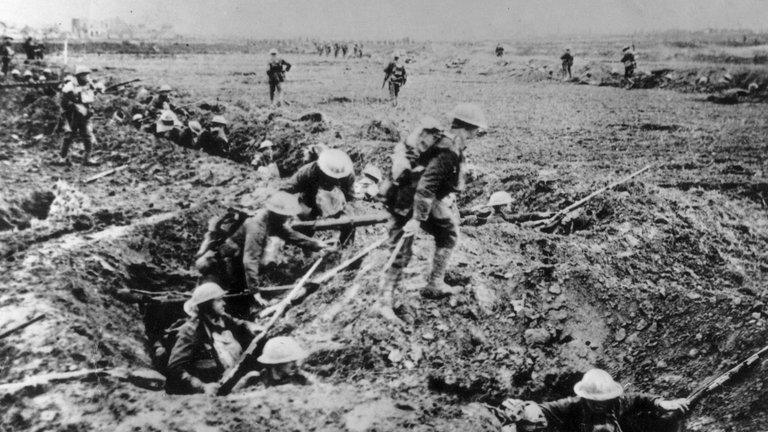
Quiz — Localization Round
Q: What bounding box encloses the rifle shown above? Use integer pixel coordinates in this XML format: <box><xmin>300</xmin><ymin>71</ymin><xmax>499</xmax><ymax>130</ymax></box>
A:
<box><xmin>104</xmin><ymin>78</ymin><xmax>140</xmax><ymax>93</ymax></box>
<box><xmin>382</xmin><ymin>75</ymin><xmax>389</xmax><ymax>89</ymax></box>
<box><xmin>290</xmin><ymin>213</ymin><xmax>389</xmax><ymax>232</ymax></box>
<box><xmin>685</xmin><ymin>343</ymin><xmax>768</xmax><ymax>409</ymax></box>
<box><xmin>216</xmin><ymin>255</ymin><xmax>325</xmax><ymax>396</ymax></box>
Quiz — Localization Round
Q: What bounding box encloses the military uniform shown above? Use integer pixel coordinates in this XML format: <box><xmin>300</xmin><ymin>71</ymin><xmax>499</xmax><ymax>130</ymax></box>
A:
<box><xmin>621</xmin><ymin>51</ymin><xmax>636</xmax><ymax>79</ymax></box>
<box><xmin>59</xmin><ymin>78</ymin><xmax>100</xmax><ymax>162</ymax></box>
<box><xmin>267</xmin><ymin>57</ymin><xmax>291</xmax><ymax>103</ymax></box>
<box><xmin>283</xmin><ymin>161</ymin><xmax>355</xmax><ymax>219</ymax></box>
<box><xmin>561</xmin><ymin>51</ymin><xmax>574</xmax><ymax>79</ymax></box>
<box><xmin>384</xmin><ymin>60</ymin><xmax>407</xmax><ymax>101</ymax></box>
<box><xmin>1</xmin><ymin>41</ymin><xmax>14</xmax><ymax>76</ymax></box>
<box><xmin>167</xmin><ymin>314</ymin><xmax>254</xmax><ymax>392</ymax></box>
<box><xmin>197</xmin><ymin>209</ymin><xmax>324</xmax><ymax>298</ymax></box>
<box><xmin>383</xmin><ymin>129</ymin><xmax>464</xmax><ymax>297</ymax></box>
<box><xmin>537</xmin><ymin>394</ymin><xmax>684</xmax><ymax>432</ymax></box>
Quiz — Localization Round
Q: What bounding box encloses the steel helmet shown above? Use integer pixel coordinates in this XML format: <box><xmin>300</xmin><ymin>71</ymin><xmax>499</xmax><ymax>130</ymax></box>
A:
<box><xmin>362</xmin><ymin>164</ymin><xmax>382</xmax><ymax>183</ymax></box>
<box><xmin>159</xmin><ymin>110</ymin><xmax>177</xmax><ymax>125</ymax></box>
<box><xmin>183</xmin><ymin>282</ymin><xmax>226</xmax><ymax>316</ymax></box>
<box><xmin>393</xmin><ymin>51</ymin><xmax>401</xmax><ymax>59</ymax></box>
<box><xmin>188</xmin><ymin>120</ymin><xmax>203</xmax><ymax>135</ymax></box>
<box><xmin>317</xmin><ymin>148</ymin><xmax>353</xmax><ymax>179</ymax></box>
<box><xmin>43</xmin><ymin>68</ymin><xmax>52</xmax><ymax>74</ymax></box>
<box><xmin>132</xmin><ymin>113</ymin><xmax>143</xmax><ymax>121</ymax></box>
<box><xmin>265</xmin><ymin>191</ymin><xmax>302</xmax><ymax>216</ymax></box>
<box><xmin>159</xmin><ymin>84</ymin><xmax>172</xmax><ymax>92</ymax></box>
<box><xmin>11</xmin><ymin>69</ymin><xmax>20</xmax><ymax>76</ymax></box>
<box><xmin>23</xmin><ymin>70</ymin><xmax>33</xmax><ymax>77</ymax></box>
<box><xmin>573</xmin><ymin>369</ymin><xmax>624</xmax><ymax>401</ymax></box>
<box><xmin>486</xmin><ymin>191</ymin><xmax>512</xmax><ymax>207</ymax></box>
<box><xmin>269</xmin><ymin>48</ymin><xmax>278</xmax><ymax>55</ymax></box>
<box><xmin>450</xmin><ymin>103</ymin><xmax>488</xmax><ymax>130</ymax></box>
<box><xmin>211</xmin><ymin>115</ymin><xmax>228</xmax><ymax>126</ymax></box>
<box><xmin>74</xmin><ymin>65</ymin><xmax>90</xmax><ymax>76</ymax></box>
<box><xmin>257</xmin><ymin>336</ymin><xmax>308</xmax><ymax>364</ymax></box>
<box><xmin>259</xmin><ymin>139</ymin><xmax>275</xmax><ymax>149</ymax></box>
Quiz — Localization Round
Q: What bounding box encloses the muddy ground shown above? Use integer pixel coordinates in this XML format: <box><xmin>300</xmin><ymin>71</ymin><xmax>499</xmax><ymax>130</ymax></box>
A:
<box><xmin>1</xmin><ymin>39</ymin><xmax>767</xmax><ymax>431</ymax></box>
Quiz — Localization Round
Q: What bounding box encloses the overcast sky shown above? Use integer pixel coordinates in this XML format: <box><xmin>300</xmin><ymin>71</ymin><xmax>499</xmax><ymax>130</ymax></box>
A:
<box><xmin>1</xmin><ymin>0</ymin><xmax>766</xmax><ymax>40</ymax></box>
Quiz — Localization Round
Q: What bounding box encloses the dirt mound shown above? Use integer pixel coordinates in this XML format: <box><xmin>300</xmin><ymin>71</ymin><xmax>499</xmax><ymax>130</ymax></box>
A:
<box><xmin>359</xmin><ymin>119</ymin><xmax>401</xmax><ymax>142</ymax></box>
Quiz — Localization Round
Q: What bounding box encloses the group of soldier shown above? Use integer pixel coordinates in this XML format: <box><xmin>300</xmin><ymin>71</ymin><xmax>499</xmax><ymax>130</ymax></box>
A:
<box><xmin>314</xmin><ymin>41</ymin><xmax>364</xmax><ymax>58</ymax></box>
<box><xmin>32</xmin><ymin>44</ymin><xmax>696</xmax><ymax>430</ymax></box>
<box><xmin>1</xmin><ymin>35</ymin><xmax>47</xmax><ymax>79</ymax></box>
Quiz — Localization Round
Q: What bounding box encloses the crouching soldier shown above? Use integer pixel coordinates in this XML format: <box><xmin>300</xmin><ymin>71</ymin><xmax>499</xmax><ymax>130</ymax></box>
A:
<box><xmin>59</xmin><ymin>65</ymin><xmax>104</xmax><ymax>165</ymax></box>
<box><xmin>502</xmin><ymin>368</ymin><xmax>688</xmax><ymax>432</ymax></box>
<box><xmin>282</xmin><ymin>148</ymin><xmax>356</xmax><ymax>245</ymax></box>
<box><xmin>198</xmin><ymin>115</ymin><xmax>229</xmax><ymax>157</ymax></box>
<box><xmin>232</xmin><ymin>336</ymin><xmax>315</xmax><ymax>391</ymax></box>
<box><xmin>461</xmin><ymin>191</ymin><xmax>514</xmax><ymax>227</ymax></box>
<box><xmin>166</xmin><ymin>282</ymin><xmax>260</xmax><ymax>395</ymax></box>
<box><xmin>376</xmin><ymin>104</ymin><xmax>487</xmax><ymax>325</ymax></box>
<box><xmin>194</xmin><ymin>192</ymin><xmax>333</xmax><ymax>317</ymax></box>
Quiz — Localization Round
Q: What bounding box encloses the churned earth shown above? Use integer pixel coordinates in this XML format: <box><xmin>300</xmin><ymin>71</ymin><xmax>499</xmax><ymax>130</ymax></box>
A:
<box><xmin>1</xmin><ymin>40</ymin><xmax>767</xmax><ymax>431</ymax></box>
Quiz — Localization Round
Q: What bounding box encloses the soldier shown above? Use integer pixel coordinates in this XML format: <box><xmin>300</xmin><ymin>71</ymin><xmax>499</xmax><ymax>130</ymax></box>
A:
<box><xmin>621</xmin><ymin>46</ymin><xmax>636</xmax><ymax>80</ymax></box>
<box><xmin>194</xmin><ymin>192</ymin><xmax>332</xmax><ymax>315</ymax></box>
<box><xmin>561</xmin><ymin>48</ymin><xmax>574</xmax><ymax>80</ymax></box>
<box><xmin>154</xmin><ymin>110</ymin><xmax>183</xmax><ymax>141</ymax></box>
<box><xmin>22</xmin><ymin>69</ymin><xmax>34</xmax><ymax>82</ymax></box>
<box><xmin>59</xmin><ymin>65</ymin><xmax>104</xmax><ymax>165</ymax></box>
<box><xmin>461</xmin><ymin>191</ymin><xmax>513</xmax><ymax>226</ymax></box>
<box><xmin>267</xmin><ymin>49</ymin><xmax>291</xmax><ymax>106</ymax></box>
<box><xmin>383</xmin><ymin>52</ymin><xmax>407</xmax><ymax>107</ymax></box>
<box><xmin>145</xmin><ymin>84</ymin><xmax>175</xmax><ymax>119</ymax></box>
<box><xmin>178</xmin><ymin>120</ymin><xmax>203</xmax><ymax>147</ymax></box>
<box><xmin>502</xmin><ymin>368</ymin><xmax>688</xmax><ymax>432</ymax></box>
<box><xmin>197</xmin><ymin>115</ymin><xmax>229</xmax><ymax>156</ymax></box>
<box><xmin>130</xmin><ymin>113</ymin><xmax>145</xmax><ymax>130</ymax></box>
<box><xmin>1</xmin><ymin>37</ymin><xmax>14</xmax><ymax>77</ymax></box>
<box><xmin>282</xmin><ymin>148</ymin><xmax>356</xmax><ymax>244</ymax></box>
<box><xmin>23</xmin><ymin>37</ymin><xmax>34</xmax><ymax>60</ymax></box>
<box><xmin>341</xmin><ymin>43</ymin><xmax>349</xmax><ymax>57</ymax></box>
<box><xmin>33</xmin><ymin>40</ymin><xmax>44</xmax><ymax>60</ymax></box>
<box><xmin>333</xmin><ymin>42</ymin><xmax>340</xmax><ymax>57</ymax></box>
<box><xmin>10</xmin><ymin>68</ymin><xmax>22</xmax><ymax>81</ymax></box>
<box><xmin>353</xmin><ymin>164</ymin><xmax>383</xmax><ymax>201</ymax></box>
<box><xmin>166</xmin><ymin>282</ymin><xmax>260</xmax><ymax>395</ymax></box>
<box><xmin>250</xmin><ymin>140</ymin><xmax>275</xmax><ymax>169</ymax></box>
<box><xmin>376</xmin><ymin>104</ymin><xmax>487</xmax><ymax>325</ymax></box>
<box><xmin>233</xmin><ymin>336</ymin><xmax>315</xmax><ymax>391</ymax></box>
<box><xmin>495</xmin><ymin>43</ymin><xmax>504</xmax><ymax>57</ymax></box>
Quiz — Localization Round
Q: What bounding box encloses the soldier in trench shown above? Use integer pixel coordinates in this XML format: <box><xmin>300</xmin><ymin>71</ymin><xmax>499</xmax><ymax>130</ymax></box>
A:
<box><xmin>501</xmin><ymin>368</ymin><xmax>689</xmax><ymax>432</ymax></box>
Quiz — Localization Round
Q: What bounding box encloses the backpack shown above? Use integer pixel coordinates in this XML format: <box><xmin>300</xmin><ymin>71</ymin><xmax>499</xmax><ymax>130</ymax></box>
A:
<box><xmin>194</xmin><ymin>208</ymin><xmax>251</xmax><ymax>273</ymax></box>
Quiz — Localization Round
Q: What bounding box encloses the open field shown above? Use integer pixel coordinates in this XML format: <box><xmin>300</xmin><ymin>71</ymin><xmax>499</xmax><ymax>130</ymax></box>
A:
<box><xmin>1</xmin><ymin>37</ymin><xmax>768</xmax><ymax>431</ymax></box>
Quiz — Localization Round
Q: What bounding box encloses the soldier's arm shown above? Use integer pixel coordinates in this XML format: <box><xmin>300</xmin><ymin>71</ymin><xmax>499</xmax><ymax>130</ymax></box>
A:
<box><xmin>275</xmin><ymin>222</ymin><xmax>324</xmax><ymax>251</ymax></box>
<box><xmin>282</xmin><ymin>59</ymin><xmax>292</xmax><ymax>72</ymax></box>
<box><xmin>341</xmin><ymin>174</ymin><xmax>356</xmax><ymax>201</ymax></box>
<box><xmin>622</xmin><ymin>393</ymin><xmax>661</xmax><ymax>413</ymax></box>
<box><xmin>538</xmin><ymin>397</ymin><xmax>581</xmax><ymax>429</ymax></box>
<box><xmin>282</xmin><ymin>164</ymin><xmax>312</xmax><ymax>194</ymax></box>
<box><xmin>412</xmin><ymin>152</ymin><xmax>456</xmax><ymax>221</ymax></box>
<box><xmin>241</xmin><ymin>219</ymin><xmax>267</xmax><ymax>291</ymax></box>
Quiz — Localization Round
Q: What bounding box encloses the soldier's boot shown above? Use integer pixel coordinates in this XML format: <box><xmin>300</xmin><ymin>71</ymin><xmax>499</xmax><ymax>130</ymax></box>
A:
<box><xmin>375</xmin><ymin>268</ymin><xmax>406</xmax><ymax>327</ymax></box>
<box><xmin>82</xmin><ymin>133</ymin><xmax>98</xmax><ymax>165</ymax></box>
<box><xmin>420</xmin><ymin>247</ymin><xmax>460</xmax><ymax>299</ymax></box>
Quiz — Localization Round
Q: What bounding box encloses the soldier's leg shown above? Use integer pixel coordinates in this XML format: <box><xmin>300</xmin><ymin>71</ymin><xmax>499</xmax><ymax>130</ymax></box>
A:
<box><xmin>269</xmin><ymin>81</ymin><xmax>276</xmax><ymax>102</ymax></box>
<box><xmin>59</xmin><ymin>116</ymin><xmax>74</xmax><ymax>159</ymax></box>
<box><xmin>421</xmin><ymin>197</ymin><xmax>460</xmax><ymax>299</ymax></box>
<box><xmin>81</xmin><ymin>117</ymin><xmax>96</xmax><ymax>163</ymax></box>
<box><xmin>376</xmin><ymin>215</ymin><xmax>412</xmax><ymax>325</ymax></box>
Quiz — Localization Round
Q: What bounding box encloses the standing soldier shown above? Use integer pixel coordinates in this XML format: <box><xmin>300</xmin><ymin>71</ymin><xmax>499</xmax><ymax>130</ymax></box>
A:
<box><xmin>376</xmin><ymin>104</ymin><xmax>488</xmax><ymax>325</ymax></box>
<box><xmin>1</xmin><ymin>36</ymin><xmax>14</xmax><ymax>78</ymax></box>
<box><xmin>267</xmin><ymin>49</ymin><xmax>291</xmax><ymax>106</ymax></box>
<box><xmin>59</xmin><ymin>66</ymin><xmax>104</xmax><ymax>165</ymax></box>
<box><xmin>560</xmin><ymin>48</ymin><xmax>574</xmax><ymax>80</ymax></box>
<box><xmin>383</xmin><ymin>52</ymin><xmax>407</xmax><ymax>107</ymax></box>
<box><xmin>495</xmin><ymin>43</ymin><xmax>504</xmax><ymax>57</ymax></box>
<box><xmin>621</xmin><ymin>45</ymin><xmax>636</xmax><ymax>81</ymax></box>
<box><xmin>341</xmin><ymin>43</ymin><xmax>349</xmax><ymax>57</ymax></box>
<box><xmin>333</xmin><ymin>42</ymin><xmax>340</xmax><ymax>57</ymax></box>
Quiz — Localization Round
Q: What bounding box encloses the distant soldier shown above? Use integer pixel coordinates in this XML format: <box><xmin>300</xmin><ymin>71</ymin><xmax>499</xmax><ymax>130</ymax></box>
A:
<box><xmin>1</xmin><ymin>36</ymin><xmax>14</xmax><ymax>77</ymax></box>
<box><xmin>33</xmin><ymin>41</ymin><xmax>44</xmax><ymax>60</ymax></box>
<box><xmin>23</xmin><ymin>37</ymin><xmax>34</xmax><ymax>60</ymax></box>
<box><xmin>333</xmin><ymin>42</ymin><xmax>340</xmax><ymax>57</ymax></box>
<box><xmin>178</xmin><ymin>120</ymin><xmax>203</xmax><ymax>147</ymax></box>
<box><xmin>495</xmin><ymin>43</ymin><xmax>504</xmax><ymax>57</ymax></box>
<box><xmin>154</xmin><ymin>110</ymin><xmax>183</xmax><ymax>142</ymax></box>
<box><xmin>59</xmin><ymin>65</ymin><xmax>104</xmax><ymax>165</ymax></box>
<box><xmin>501</xmin><ymin>368</ymin><xmax>688</xmax><ymax>432</ymax></box>
<box><xmin>561</xmin><ymin>48</ymin><xmax>574</xmax><ymax>80</ymax></box>
<box><xmin>324</xmin><ymin>43</ymin><xmax>332</xmax><ymax>56</ymax></box>
<box><xmin>22</xmin><ymin>70</ymin><xmax>34</xmax><ymax>82</ymax></box>
<box><xmin>267</xmin><ymin>49</ymin><xmax>291</xmax><ymax>106</ymax></box>
<box><xmin>621</xmin><ymin>46</ymin><xmax>636</xmax><ymax>80</ymax></box>
<box><xmin>250</xmin><ymin>139</ymin><xmax>275</xmax><ymax>169</ymax></box>
<box><xmin>282</xmin><ymin>148</ymin><xmax>356</xmax><ymax>244</ymax></box>
<box><xmin>383</xmin><ymin>52</ymin><xmax>407</xmax><ymax>106</ymax></box>
<box><xmin>198</xmin><ymin>115</ymin><xmax>229</xmax><ymax>156</ymax></box>
<box><xmin>377</xmin><ymin>104</ymin><xmax>488</xmax><ymax>325</ymax></box>
<box><xmin>10</xmin><ymin>68</ymin><xmax>22</xmax><ymax>82</ymax></box>
<box><xmin>341</xmin><ymin>43</ymin><xmax>349</xmax><ymax>57</ymax></box>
